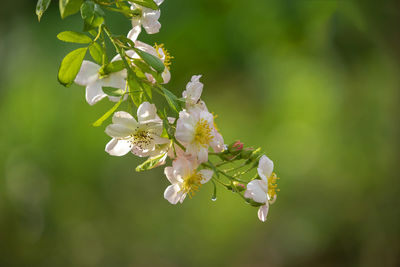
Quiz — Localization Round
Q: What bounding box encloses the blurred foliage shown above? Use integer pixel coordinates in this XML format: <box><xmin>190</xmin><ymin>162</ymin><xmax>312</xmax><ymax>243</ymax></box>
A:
<box><xmin>0</xmin><ymin>0</ymin><xmax>399</xmax><ymax>266</ymax></box>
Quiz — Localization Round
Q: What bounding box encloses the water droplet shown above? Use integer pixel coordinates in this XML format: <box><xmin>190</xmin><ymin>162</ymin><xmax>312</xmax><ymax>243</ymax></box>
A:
<box><xmin>211</xmin><ymin>196</ymin><xmax>217</xmax><ymax>201</ymax></box>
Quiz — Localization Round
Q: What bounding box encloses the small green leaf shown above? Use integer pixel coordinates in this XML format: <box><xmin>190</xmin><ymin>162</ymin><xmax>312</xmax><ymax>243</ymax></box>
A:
<box><xmin>92</xmin><ymin>97</ymin><xmax>123</xmax><ymax>127</ymax></box>
<box><xmin>141</xmin><ymin>82</ymin><xmax>152</xmax><ymax>99</ymax></box>
<box><xmin>127</xmin><ymin>72</ymin><xmax>143</xmax><ymax>107</ymax></box>
<box><xmin>36</xmin><ymin>0</ymin><xmax>52</xmax><ymax>21</ymax></box>
<box><xmin>59</xmin><ymin>0</ymin><xmax>83</xmax><ymax>19</ymax></box>
<box><xmin>102</xmin><ymin>87</ymin><xmax>125</xmax><ymax>97</ymax></box>
<box><xmin>57</xmin><ymin>31</ymin><xmax>92</xmax><ymax>43</ymax></box>
<box><xmin>58</xmin><ymin>47</ymin><xmax>87</xmax><ymax>87</ymax></box>
<box><xmin>161</xmin><ymin>87</ymin><xmax>181</xmax><ymax>114</ymax></box>
<box><xmin>81</xmin><ymin>2</ymin><xmax>104</xmax><ymax>31</ymax></box>
<box><xmin>130</xmin><ymin>0</ymin><xmax>158</xmax><ymax>10</ymax></box>
<box><xmin>89</xmin><ymin>42</ymin><xmax>103</xmax><ymax>64</ymax></box>
<box><xmin>136</xmin><ymin>151</ymin><xmax>168</xmax><ymax>172</ymax></box>
<box><xmin>104</xmin><ymin>60</ymin><xmax>125</xmax><ymax>74</ymax></box>
<box><xmin>134</xmin><ymin>48</ymin><xmax>165</xmax><ymax>73</ymax></box>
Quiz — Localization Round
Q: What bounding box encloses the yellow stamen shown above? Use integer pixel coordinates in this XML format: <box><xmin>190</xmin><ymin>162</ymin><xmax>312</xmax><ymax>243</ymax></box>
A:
<box><xmin>180</xmin><ymin>171</ymin><xmax>203</xmax><ymax>198</ymax></box>
<box><xmin>268</xmin><ymin>173</ymin><xmax>280</xmax><ymax>201</ymax></box>
<box><xmin>154</xmin><ymin>43</ymin><xmax>174</xmax><ymax>70</ymax></box>
<box><xmin>194</xmin><ymin>118</ymin><xmax>213</xmax><ymax>146</ymax></box>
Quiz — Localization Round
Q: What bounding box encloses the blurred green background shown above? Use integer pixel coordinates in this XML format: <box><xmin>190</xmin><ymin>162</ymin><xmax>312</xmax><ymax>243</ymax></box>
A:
<box><xmin>0</xmin><ymin>0</ymin><xmax>399</xmax><ymax>266</ymax></box>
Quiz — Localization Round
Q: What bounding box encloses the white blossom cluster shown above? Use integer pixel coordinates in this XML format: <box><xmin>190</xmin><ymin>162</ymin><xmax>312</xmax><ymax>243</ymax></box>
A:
<box><xmin>46</xmin><ymin>0</ymin><xmax>280</xmax><ymax>222</ymax></box>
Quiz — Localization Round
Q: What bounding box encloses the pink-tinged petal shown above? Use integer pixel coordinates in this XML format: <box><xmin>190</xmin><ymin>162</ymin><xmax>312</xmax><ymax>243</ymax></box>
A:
<box><xmin>105</xmin><ymin>124</ymin><xmax>133</xmax><ymax>138</ymax></box>
<box><xmin>257</xmin><ymin>155</ymin><xmax>274</xmax><ymax>180</ymax></box>
<box><xmin>258</xmin><ymin>203</ymin><xmax>269</xmax><ymax>222</ymax></box>
<box><xmin>127</xmin><ymin>25</ymin><xmax>141</xmax><ymax>42</ymax></box>
<box><xmin>131</xmin><ymin>145</ymin><xmax>152</xmax><ymax>157</ymax></box>
<box><xmin>137</xmin><ymin>102</ymin><xmax>157</xmax><ymax>122</ymax></box>
<box><xmin>197</xmin><ymin>146</ymin><xmax>209</xmax><ymax>163</ymax></box>
<box><xmin>199</xmin><ymin>169</ymin><xmax>213</xmax><ymax>184</ymax></box>
<box><xmin>164</xmin><ymin>184</ymin><xmax>182</xmax><ymax>204</ymax></box>
<box><xmin>112</xmin><ymin>111</ymin><xmax>138</xmax><ymax>129</ymax></box>
<box><xmin>75</xmin><ymin>61</ymin><xmax>99</xmax><ymax>86</ymax></box>
<box><xmin>245</xmin><ymin>180</ymin><xmax>268</xmax><ymax>203</ymax></box>
<box><xmin>105</xmin><ymin>138</ymin><xmax>132</xmax><ymax>156</ymax></box>
<box><xmin>172</xmin><ymin>156</ymin><xmax>193</xmax><ymax>180</ymax></box>
<box><xmin>164</xmin><ymin>166</ymin><xmax>177</xmax><ymax>184</ymax></box>
<box><xmin>86</xmin><ymin>82</ymin><xmax>107</xmax><ymax>105</ymax></box>
<box><xmin>210</xmin><ymin>130</ymin><xmax>224</xmax><ymax>153</ymax></box>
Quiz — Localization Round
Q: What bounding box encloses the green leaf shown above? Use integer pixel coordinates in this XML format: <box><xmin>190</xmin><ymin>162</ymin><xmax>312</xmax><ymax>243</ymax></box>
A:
<box><xmin>92</xmin><ymin>97</ymin><xmax>123</xmax><ymax>127</ymax></box>
<box><xmin>161</xmin><ymin>87</ymin><xmax>181</xmax><ymax>114</ymax></box>
<box><xmin>134</xmin><ymin>48</ymin><xmax>165</xmax><ymax>73</ymax></box>
<box><xmin>130</xmin><ymin>0</ymin><xmax>158</xmax><ymax>10</ymax></box>
<box><xmin>136</xmin><ymin>151</ymin><xmax>168</xmax><ymax>172</ymax></box>
<box><xmin>36</xmin><ymin>0</ymin><xmax>52</xmax><ymax>21</ymax></box>
<box><xmin>127</xmin><ymin>73</ymin><xmax>143</xmax><ymax>107</ymax></box>
<box><xmin>59</xmin><ymin>0</ymin><xmax>83</xmax><ymax>19</ymax></box>
<box><xmin>81</xmin><ymin>2</ymin><xmax>104</xmax><ymax>31</ymax></box>
<box><xmin>142</xmin><ymin>82</ymin><xmax>152</xmax><ymax>99</ymax></box>
<box><xmin>80</xmin><ymin>1</ymin><xmax>94</xmax><ymax>19</ymax></box>
<box><xmin>57</xmin><ymin>31</ymin><xmax>92</xmax><ymax>43</ymax></box>
<box><xmin>102</xmin><ymin>87</ymin><xmax>125</xmax><ymax>97</ymax></box>
<box><xmin>104</xmin><ymin>60</ymin><xmax>125</xmax><ymax>74</ymax></box>
<box><xmin>58</xmin><ymin>47</ymin><xmax>87</xmax><ymax>87</ymax></box>
<box><xmin>89</xmin><ymin>42</ymin><xmax>103</xmax><ymax>64</ymax></box>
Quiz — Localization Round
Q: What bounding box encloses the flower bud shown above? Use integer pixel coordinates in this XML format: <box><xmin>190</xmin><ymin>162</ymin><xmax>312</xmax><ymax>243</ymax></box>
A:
<box><xmin>227</xmin><ymin>140</ymin><xmax>244</xmax><ymax>154</ymax></box>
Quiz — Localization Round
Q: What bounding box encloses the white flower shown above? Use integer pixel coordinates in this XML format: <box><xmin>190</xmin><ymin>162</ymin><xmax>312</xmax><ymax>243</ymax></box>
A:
<box><xmin>105</xmin><ymin>102</ymin><xmax>168</xmax><ymax>157</ymax></box>
<box><xmin>129</xmin><ymin>0</ymin><xmax>164</xmax><ymax>37</ymax></box>
<box><xmin>182</xmin><ymin>75</ymin><xmax>207</xmax><ymax>110</ymax></box>
<box><xmin>120</xmin><ymin>41</ymin><xmax>172</xmax><ymax>84</ymax></box>
<box><xmin>244</xmin><ymin>155</ymin><xmax>279</xmax><ymax>222</ymax></box>
<box><xmin>175</xmin><ymin>107</ymin><xmax>224</xmax><ymax>163</ymax></box>
<box><xmin>75</xmin><ymin>59</ymin><xmax>126</xmax><ymax>105</ymax></box>
<box><xmin>164</xmin><ymin>156</ymin><xmax>213</xmax><ymax>204</ymax></box>
<box><xmin>135</xmin><ymin>41</ymin><xmax>172</xmax><ymax>84</ymax></box>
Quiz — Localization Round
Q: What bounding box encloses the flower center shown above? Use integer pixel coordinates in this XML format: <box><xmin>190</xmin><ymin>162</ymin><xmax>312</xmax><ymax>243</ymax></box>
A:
<box><xmin>181</xmin><ymin>171</ymin><xmax>203</xmax><ymax>198</ymax></box>
<box><xmin>130</xmin><ymin>130</ymin><xmax>153</xmax><ymax>150</ymax></box>
<box><xmin>268</xmin><ymin>173</ymin><xmax>280</xmax><ymax>202</ymax></box>
<box><xmin>194</xmin><ymin>118</ymin><xmax>213</xmax><ymax>146</ymax></box>
<box><xmin>154</xmin><ymin>43</ymin><xmax>173</xmax><ymax>70</ymax></box>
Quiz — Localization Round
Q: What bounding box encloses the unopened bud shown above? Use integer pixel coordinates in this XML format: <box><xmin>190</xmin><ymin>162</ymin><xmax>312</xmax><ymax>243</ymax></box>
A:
<box><xmin>228</xmin><ymin>140</ymin><xmax>244</xmax><ymax>154</ymax></box>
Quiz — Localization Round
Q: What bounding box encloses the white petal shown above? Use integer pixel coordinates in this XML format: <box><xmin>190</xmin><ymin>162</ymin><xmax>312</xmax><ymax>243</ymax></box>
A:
<box><xmin>199</xmin><ymin>169</ymin><xmax>213</xmax><ymax>184</ymax></box>
<box><xmin>197</xmin><ymin>146</ymin><xmax>209</xmax><ymax>163</ymax></box>
<box><xmin>172</xmin><ymin>156</ymin><xmax>194</xmax><ymax>181</ymax></box>
<box><xmin>257</xmin><ymin>155</ymin><xmax>274</xmax><ymax>180</ymax></box>
<box><xmin>105</xmin><ymin>124</ymin><xmax>134</xmax><ymax>138</ymax></box>
<box><xmin>210</xmin><ymin>130</ymin><xmax>224</xmax><ymax>153</ymax></box>
<box><xmin>127</xmin><ymin>25</ymin><xmax>142</xmax><ymax>42</ymax></box>
<box><xmin>183</xmin><ymin>75</ymin><xmax>203</xmax><ymax>104</ymax></box>
<box><xmin>86</xmin><ymin>82</ymin><xmax>107</xmax><ymax>105</ymax></box>
<box><xmin>112</xmin><ymin>111</ymin><xmax>138</xmax><ymax>130</ymax></box>
<box><xmin>105</xmin><ymin>138</ymin><xmax>132</xmax><ymax>156</ymax></box>
<box><xmin>137</xmin><ymin>102</ymin><xmax>157</xmax><ymax>122</ymax></box>
<box><xmin>164</xmin><ymin>184</ymin><xmax>182</xmax><ymax>204</ymax></box>
<box><xmin>154</xmin><ymin>0</ymin><xmax>164</xmax><ymax>5</ymax></box>
<box><xmin>257</xmin><ymin>203</ymin><xmax>269</xmax><ymax>222</ymax></box>
<box><xmin>135</xmin><ymin>41</ymin><xmax>156</xmax><ymax>56</ymax></box>
<box><xmin>245</xmin><ymin>180</ymin><xmax>268</xmax><ymax>203</ymax></box>
<box><xmin>164</xmin><ymin>166</ymin><xmax>177</xmax><ymax>184</ymax></box>
<box><xmin>101</xmin><ymin>71</ymin><xmax>126</xmax><ymax>90</ymax></box>
<box><xmin>75</xmin><ymin>61</ymin><xmax>99</xmax><ymax>86</ymax></box>
<box><xmin>162</xmin><ymin>69</ymin><xmax>171</xmax><ymax>84</ymax></box>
